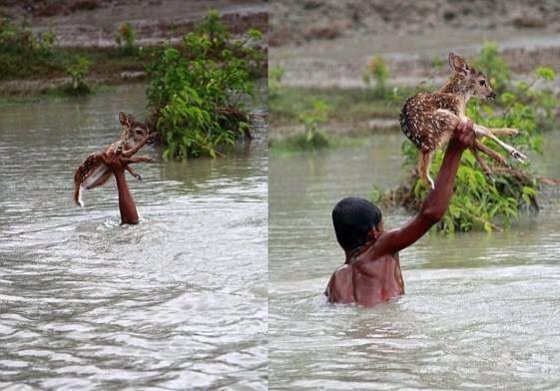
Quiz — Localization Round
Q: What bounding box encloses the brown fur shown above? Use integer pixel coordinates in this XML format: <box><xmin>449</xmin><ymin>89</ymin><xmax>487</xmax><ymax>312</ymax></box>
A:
<box><xmin>400</xmin><ymin>52</ymin><xmax>526</xmax><ymax>188</ymax></box>
<box><xmin>72</xmin><ymin>112</ymin><xmax>151</xmax><ymax>206</ymax></box>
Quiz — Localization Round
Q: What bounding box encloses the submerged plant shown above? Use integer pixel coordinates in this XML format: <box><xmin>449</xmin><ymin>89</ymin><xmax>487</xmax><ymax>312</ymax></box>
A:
<box><xmin>146</xmin><ymin>11</ymin><xmax>263</xmax><ymax>159</ymax></box>
<box><xmin>381</xmin><ymin>43</ymin><xmax>558</xmax><ymax>234</ymax></box>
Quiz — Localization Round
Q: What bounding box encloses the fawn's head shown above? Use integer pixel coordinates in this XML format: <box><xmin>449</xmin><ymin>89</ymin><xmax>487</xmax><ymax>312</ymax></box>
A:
<box><xmin>447</xmin><ymin>53</ymin><xmax>495</xmax><ymax>101</ymax></box>
<box><xmin>118</xmin><ymin>112</ymin><xmax>151</xmax><ymax>146</ymax></box>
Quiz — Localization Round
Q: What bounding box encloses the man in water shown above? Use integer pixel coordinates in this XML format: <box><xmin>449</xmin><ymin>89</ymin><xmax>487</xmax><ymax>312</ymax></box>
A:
<box><xmin>325</xmin><ymin>120</ymin><xmax>475</xmax><ymax>306</ymax></box>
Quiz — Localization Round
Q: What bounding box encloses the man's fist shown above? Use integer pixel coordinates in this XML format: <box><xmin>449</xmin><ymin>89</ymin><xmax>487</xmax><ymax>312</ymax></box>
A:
<box><xmin>454</xmin><ymin>119</ymin><xmax>475</xmax><ymax>149</ymax></box>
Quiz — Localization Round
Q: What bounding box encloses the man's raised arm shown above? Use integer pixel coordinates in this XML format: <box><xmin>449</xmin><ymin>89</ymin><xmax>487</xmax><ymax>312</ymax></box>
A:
<box><xmin>375</xmin><ymin>120</ymin><xmax>475</xmax><ymax>255</ymax></box>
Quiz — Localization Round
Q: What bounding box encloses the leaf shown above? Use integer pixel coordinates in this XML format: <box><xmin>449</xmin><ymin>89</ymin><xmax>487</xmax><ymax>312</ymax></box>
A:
<box><xmin>536</xmin><ymin>67</ymin><xmax>555</xmax><ymax>81</ymax></box>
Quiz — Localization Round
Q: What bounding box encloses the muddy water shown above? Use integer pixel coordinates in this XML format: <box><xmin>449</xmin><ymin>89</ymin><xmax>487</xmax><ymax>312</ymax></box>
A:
<box><xmin>0</xmin><ymin>85</ymin><xmax>267</xmax><ymax>390</ymax></box>
<box><xmin>269</xmin><ymin>132</ymin><xmax>560</xmax><ymax>389</ymax></box>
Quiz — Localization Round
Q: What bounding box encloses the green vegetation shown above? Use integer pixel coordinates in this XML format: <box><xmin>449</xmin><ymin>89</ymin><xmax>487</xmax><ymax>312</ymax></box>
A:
<box><xmin>380</xmin><ymin>42</ymin><xmax>558</xmax><ymax>234</ymax></box>
<box><xmin>146</xmin><ymin>11</ymin><xmax>263</xmax><ymax>159</ymax></box>
<box><xmin>274</xmin><ymin>99</ymin><xmax>330</xmax><ymax>151</ymax></box>
<box><xmin>363</xmin><ymin>55</ymin><xmax>389</xmax><ymax>98</ymax></box>
<box><xmin>63</xmin><ymin>55</ymin><xmax>91</xmax><ymax>95</ymax></box>
<box><xmin>268</xmin><ymin>65</ymin><xmax>284</xmax><ymax>100</ymax></box>
<box><xmin>0</xmin><ymin>19</ymin><xmax>147</xmax><ymax>95</ymax></box>
<box><xmin>115</xmin><ymin>22</ymin><xmax>136</xmax><ymax>56</ymax></box>
<box><xmin>0</xmin><ymin>19</ymin><xmax>61</xmax><ymax>80</ymax></box>
<box><xmin>270</xmin><ymin>85</ymin><xmax>417</xmax><ymax>127</ymax></box>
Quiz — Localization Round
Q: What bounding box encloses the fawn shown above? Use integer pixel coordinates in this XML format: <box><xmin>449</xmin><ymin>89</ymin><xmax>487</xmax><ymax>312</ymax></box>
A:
<box><xmin>400</xmin><ymin>52</ymin><xmax>527</xmax><ymax>188</ymax></box>
<box><xmin>73</xmin><ymin>112</ymin><xmax>153</xmax><ymax>207</ymax></box>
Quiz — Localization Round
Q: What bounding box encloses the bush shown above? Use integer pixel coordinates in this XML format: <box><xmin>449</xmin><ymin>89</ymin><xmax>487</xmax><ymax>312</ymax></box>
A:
<box><xmin>268</xmin><ymin>65</ymin><xmax>284</xmax><ymax>100</ymax></box>
<box><xmin>115</xmin><ymin>22</ymin><xmax>136</xmax><ymax>56</ymax></box>
<box><xmin>63</xmin><ymin>55</ymin><xmax>91</xmax><ymax>95</ymax></box>
<box><xmin>296</xmin><ymin>98</ymin><xmax>330</xmax><ymax>149</ymax></box>
<box><xmin>363</xmin><ymin>55</ymin><xmax>389</xmax><ymax>98</ymax></box>
<box><xmin>146</xmin><ymin>11</ymin><xmax>263</xmax><ymax>159</ymax></box>
<box><xmin>0</xmin><ymin>19</ymin><xmax>60</xmax><ymax>79</ymax></box>
<box><xmin>380</xmin><ymin>43</ymin><xmax>558</xmax><ymax>234</ymax></box>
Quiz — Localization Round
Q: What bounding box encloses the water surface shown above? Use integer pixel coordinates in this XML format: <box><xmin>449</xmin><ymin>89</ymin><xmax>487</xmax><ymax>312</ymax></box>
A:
<box><xmin>0</xmin><ymin>85</ymin><xmax>267</xmax><ymax>390</ymax></box>
<box><xmin>269</xmin><ymin>132</ymin><xmax>560</xmax><ymax>390</ymax></box>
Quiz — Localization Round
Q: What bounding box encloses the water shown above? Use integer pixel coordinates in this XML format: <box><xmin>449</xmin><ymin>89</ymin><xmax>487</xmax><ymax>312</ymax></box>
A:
<box><xmin>269</xmin><ymin>132</ymin><xmax>560</xmax><ymax>389</ymax></box>
<box><xmin>0</xmin><ymin>85</ymin><xmax>267</xmax><ymax>390</ymax></box>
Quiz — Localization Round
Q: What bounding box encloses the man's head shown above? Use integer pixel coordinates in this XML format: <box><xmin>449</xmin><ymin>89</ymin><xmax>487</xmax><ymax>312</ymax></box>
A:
<box><xmin>332</xmin><ymin>197</ymin><xmax>383</xmax><ymax>255</ymax></box>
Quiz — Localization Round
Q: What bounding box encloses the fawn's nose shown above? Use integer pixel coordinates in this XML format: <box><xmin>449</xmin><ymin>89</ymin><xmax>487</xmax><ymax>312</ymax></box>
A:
<box><xmin>488</xmin><ymin>91</ymin><xmax>496</xmax><ymax>100</ymax></box>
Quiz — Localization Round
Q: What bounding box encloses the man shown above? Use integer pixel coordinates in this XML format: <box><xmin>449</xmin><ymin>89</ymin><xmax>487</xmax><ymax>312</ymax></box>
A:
<box><xmin>325</xmin><ymin>120</ymin><xmax>475</xmax><ymax>306</ymax></box>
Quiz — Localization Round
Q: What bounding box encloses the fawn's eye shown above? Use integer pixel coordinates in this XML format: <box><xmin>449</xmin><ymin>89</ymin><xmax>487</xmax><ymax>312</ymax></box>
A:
<box><xmin>479</xmin><ymin>80</ymin><xmax>486</xmax><ymax>86</ymax></box>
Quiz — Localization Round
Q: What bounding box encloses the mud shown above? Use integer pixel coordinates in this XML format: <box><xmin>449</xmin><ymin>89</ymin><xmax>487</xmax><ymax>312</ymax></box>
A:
<box><xmin>3</xmin><ymin>0</ymin><xmax>267</xmax><ymax>48</ymax></box>
<box><xmin>269</xmin><ymin>0</ymin><xmax>560</xmax><ymax>89</ymax></box>
<box><xmin>271</xmin><ymin>28</ymin><xmax>560</xmax><ymax>89</ymax></box>
<box><xmin>270</xmin><ymin>0</ymin><xmax>560</xmax><ymax>47</ymax></box>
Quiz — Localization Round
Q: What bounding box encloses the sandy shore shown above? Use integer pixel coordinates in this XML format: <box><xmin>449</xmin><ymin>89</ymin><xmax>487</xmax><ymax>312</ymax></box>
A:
<box><xmin>269</xmin><ymin>0</ymin><xmax>560</xmax><ymax>88</ymax></box>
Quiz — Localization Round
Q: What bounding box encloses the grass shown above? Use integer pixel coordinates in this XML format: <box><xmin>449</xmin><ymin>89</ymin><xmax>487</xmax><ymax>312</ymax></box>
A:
<box><xmin>270</xmin><ymin>132</ymin><xmax>367</xmax><ymax>155</ymax></box>
<box><xmin>270</xmin><ymin>85</ymin><xmax>419</xmax><ymax>127</ymax></box>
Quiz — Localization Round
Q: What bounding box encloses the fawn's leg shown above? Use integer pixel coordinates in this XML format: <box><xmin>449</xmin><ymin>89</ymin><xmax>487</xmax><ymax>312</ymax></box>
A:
<box><xmin>126</xmin><ymin>165</ymin><xmax>142</xmax><ymax>181</ymax></box>
<box><xmin>474</xmin><ymin>140</ymin><xmax>508</xmax><ymax>166</ymax></box>
<box><xmin>487</xmin><ymin>127</ymin><xmax>518</xmax><ymax>136</ymax></box>
<box><xmin>124</xmin><ymin>156</ymin><xmax>155</xmax><ymax>164</ymax></box>
<box><xmin>417</xmin><ymin>150</ymin><xmax>435</xmax><ymax>189</ymax></box>
<box><xmin>471</xmin><ymin>147</ymin><xmax>494</xmax><ymax>183</ymax></box>
<box><xmin>476</xmin><ymin>123</ymin><xmax>518</xmax><ymax>136</ymax></box>
<box><xmin>473</xmin><ymin>124</ymin><xmax>527</xmax><ymax>163</ymax></box>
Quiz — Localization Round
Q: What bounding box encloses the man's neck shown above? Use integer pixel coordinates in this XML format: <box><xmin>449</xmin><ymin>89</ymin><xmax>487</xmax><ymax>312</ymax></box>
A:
<box><xmin>344</xmin><ymin>240</ymin><xmax>374</xmax><ymax>264</ymax></box>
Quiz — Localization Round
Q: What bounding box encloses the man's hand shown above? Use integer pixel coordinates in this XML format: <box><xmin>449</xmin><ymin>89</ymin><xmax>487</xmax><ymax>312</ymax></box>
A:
<box><xmin>101</xmin><ymin>149</ymin><xmax>128</xmax><ymax>172</ymax></box>
<box><xmin>453</xmin><ymin>119</ymin><xmax>475</xmax><ymax>150</ymax></box>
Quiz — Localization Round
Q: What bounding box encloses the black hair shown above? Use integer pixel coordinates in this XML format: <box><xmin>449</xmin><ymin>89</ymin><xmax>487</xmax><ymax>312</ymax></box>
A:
<box><xmin>332</xmin><ymin>197</ymin><xmax>382</xmax><ymax>251</ymax></box>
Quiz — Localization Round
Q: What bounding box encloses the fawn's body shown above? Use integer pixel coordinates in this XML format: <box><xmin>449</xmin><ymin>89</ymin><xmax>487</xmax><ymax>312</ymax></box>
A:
<box><xmin>400</xmin><ymin>53</ymin><xmax>526</xmax><ymax>188</ymax></box>
<box><xmin>73</xmin><ymin>112</ymin><xmax>153</xmax><ymax>207</ymax></box>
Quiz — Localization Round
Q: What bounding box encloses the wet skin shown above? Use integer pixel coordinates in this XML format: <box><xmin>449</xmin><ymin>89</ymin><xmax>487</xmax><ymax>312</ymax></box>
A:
<box><xmin>100</xmin><ymin>136</ymin><xmax>153</xmax><ymax>225</ymax></box>
<box><xmin>326</xmin><ymin>120</ymin><xmax>476</xmax><ymax>307</ymax></box>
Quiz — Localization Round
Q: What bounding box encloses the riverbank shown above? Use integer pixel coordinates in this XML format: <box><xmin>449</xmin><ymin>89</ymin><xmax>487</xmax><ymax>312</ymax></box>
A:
<box><xmin>0</xmin><ymin>0</ymin><xmax>267</xmax><ymax>96</ymax></box>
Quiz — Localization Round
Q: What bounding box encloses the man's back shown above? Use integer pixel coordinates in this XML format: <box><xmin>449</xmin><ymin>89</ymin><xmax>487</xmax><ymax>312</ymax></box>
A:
<box><xmin>326</xmin><ymin>244</ymin><xmax>404</xmax><ymax>306</ymax></box>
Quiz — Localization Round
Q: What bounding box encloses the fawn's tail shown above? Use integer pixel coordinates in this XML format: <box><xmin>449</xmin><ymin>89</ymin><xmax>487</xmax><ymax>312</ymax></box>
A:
<box><xmin>72</xmin><ymin>181</ymin><xmax>85</xmax><ymax>208</ymax></box>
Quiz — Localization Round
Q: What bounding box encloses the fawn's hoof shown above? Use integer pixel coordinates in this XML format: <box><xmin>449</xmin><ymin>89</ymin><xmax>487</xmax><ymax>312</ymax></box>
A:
<box><xmin>510</xmin><ymin>149</ymin><xmax>528</xmax><ymax>163</ymax></box>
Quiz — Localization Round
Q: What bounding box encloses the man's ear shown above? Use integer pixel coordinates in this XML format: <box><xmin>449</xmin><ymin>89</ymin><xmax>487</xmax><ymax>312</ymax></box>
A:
<box><xmin>449</xmin><ymin>52</ymin><xmax>470</xmax><ymax>76</ymax></box>
<box><xmin>118</xmin><ymin>112</ymin><xmax>129</xmax><ymax>126</ymax></box>
<box><xmin>367</xmin><ymin>228</ymin><xmax>382</xmax><ymax>241</ymax></box>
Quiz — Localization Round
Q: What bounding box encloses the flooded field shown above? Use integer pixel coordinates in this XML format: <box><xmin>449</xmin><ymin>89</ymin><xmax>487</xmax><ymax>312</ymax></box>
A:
<box><xmin>269</xmin><ymin>131</ymin><xmax>560</xmax><ymax>389</ymax></box>
<box><xmin>0</xmin><ymin>85</ymin><xmax>267</xmax><ymax>390</ymax></box>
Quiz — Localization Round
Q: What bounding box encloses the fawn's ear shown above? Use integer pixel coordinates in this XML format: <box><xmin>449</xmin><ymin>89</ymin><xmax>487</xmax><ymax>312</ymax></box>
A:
<box><xmin>118</xmin><ymin>112</ymin><xmax>129</xmax><ymax>126</ymax></box>
<box><xmin>449</xmin><ymin>53</ymin><xmax>470</xmax><ymax>76</ymax></box>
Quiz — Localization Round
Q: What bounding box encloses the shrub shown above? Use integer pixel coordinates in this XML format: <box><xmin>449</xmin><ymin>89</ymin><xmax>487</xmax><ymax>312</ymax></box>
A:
<box><xmin>295</xmin><ymin>98</ymin><xmax>330</xmax><ymax>149</ymax></box>
<box><xmin>363</xmin><ymin>55</ymin><xmax>389</xmax><ymax>98</ymax></box>
<box><xmin>115</xmin><ymin>22</ymin><xmax>136</xmax><ymax>55</ymax></box>
<box><xmin>268</xmin><ymin>65</ymin><xmax>284</xmax><ymax>100</ymax></box>
<box><xmin>146</xmin><ymin>11</ymin><xmax>263</xmax><ymax>159</ymax></box>
<box><xmin>0</xmin><ymin>19</ymin><xmax>60</xmax><ymax>79</ymax></box>
<box><xmin>380</xmin><ymin>43</ymin><xmax>557</xmax><ymax>234</ymax></box>
<box><xmin>63</xmin><ymin>55</ymin><xmax>91</xmax><ymax>95</ymax></box>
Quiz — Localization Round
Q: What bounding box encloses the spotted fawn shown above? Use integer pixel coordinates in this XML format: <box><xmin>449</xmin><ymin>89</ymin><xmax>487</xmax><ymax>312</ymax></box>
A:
<box><xmin>73</xmin><ymin>112</ymin><xmax>152</xmax><ymax>207</ymax></box>
<box><xmin>400</xmin><ymin>52</ymin><xmax>527</xmax><ymax>188</ymax></box>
